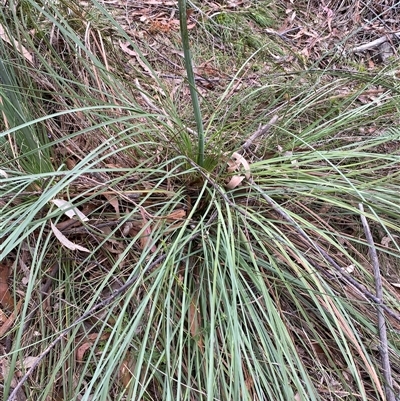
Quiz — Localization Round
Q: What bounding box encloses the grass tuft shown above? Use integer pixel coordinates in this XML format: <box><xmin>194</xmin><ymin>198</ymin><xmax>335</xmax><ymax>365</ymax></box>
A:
<box><xmin>1</xmin><ymin>1</ymin><xmax>400</xmax><ymax>400</ymax></box>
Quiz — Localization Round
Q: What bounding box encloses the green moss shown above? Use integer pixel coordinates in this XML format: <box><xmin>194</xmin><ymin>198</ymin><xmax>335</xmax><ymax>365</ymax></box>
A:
<box><xmin>204</xmin><ymin>8</ymin><xmax>283</xmax><ymax>61</ymax></box>
<box><xmin>248</xmin><ymin>9</ymin><xmax>277</xmax><ymax>28</ymax></box>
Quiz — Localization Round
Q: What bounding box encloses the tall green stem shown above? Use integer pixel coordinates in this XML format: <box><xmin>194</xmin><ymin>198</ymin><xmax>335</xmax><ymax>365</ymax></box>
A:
<box><xmin>178</xmin><ymin>0</ymin><xmax>205</xmax><ymax>167</ymax></box>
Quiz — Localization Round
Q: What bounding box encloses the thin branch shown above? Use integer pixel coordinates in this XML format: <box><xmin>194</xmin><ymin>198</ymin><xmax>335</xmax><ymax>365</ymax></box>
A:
<box><xmin>21</xmin><ymin>263</ymin><xmax>61</xmax><ymax>333</ymax></box>
<box><xmin>351</xmin><ymin>32</ymin><xmax>400</xmax><ymax>53</ymax></box>
<box><xmin>359</xmin><ymin>203</ymin><xmax>395</xmax><ymax>401</ymax></box>
<box><xmin>249</xmin><ymin>180</ymin><xmax>400</xmax><ymax>323</ymax></box>
<box><xmin>241</xmin><ymin>114</ymin><xmax>279</xmax><ymax>151</ymax></box>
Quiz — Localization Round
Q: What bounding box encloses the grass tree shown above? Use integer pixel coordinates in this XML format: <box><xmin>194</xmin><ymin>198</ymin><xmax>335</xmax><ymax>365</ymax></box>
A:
<box><xmin>1</xmin><ymin>1</ymin><xmax>400</xmax><ymax>400</ymax></box>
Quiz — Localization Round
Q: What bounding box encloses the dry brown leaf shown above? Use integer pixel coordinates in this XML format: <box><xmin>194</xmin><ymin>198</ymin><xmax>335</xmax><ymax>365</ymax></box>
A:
<box><xmin>0</xmin><ymin>308</ymin><xmax>7</xmax><ymax>324</ymax></box>
<box><xmin>65</xmin><ymin>158</ymin><xmax>76</xmax><ymax>170</ymax></box>
<box><xmin>141</xmin><ymin>0</ymin><xmax>175</xmax><ymax>5</ymax></box>
<box><xmin>55</xmin><ymin>219</ymin><xmax>81</xmax><ymax>231</ymax></box>
<box><xmin>188</xmin><ymin>302</ymin><xmax>199</xmax><ymax>337</ymax></box>
<box><xmin>148</xmin><ymin>19</ymin><xmax>177</xmax><ymax>34</ymax></box>
<box><xmin>0</xmin><ymin>299</ymin><xmax>22</xmax><ymax>337</ymax></box>
<box><xmin>51</xmin><ymin>222</ymin><xmax>91</xmax><ymax>252</ymax></box>
<box><xmin>76</xmin><ymin>342</ymin><xmax>93</xmax><ymax>363</ymax></box>
<box><xmin>164</xmin><ymin>209</ymin><xmax>186</xmax><ymax>221</ymax></box>
<box><xmin>81</xmin><ymin>201</ymin><xmax>98</xmax><ymax>217</ymax></box>
<box><xmin>126</xmin><ymin>221</ymin><xmax>142</xmax><ymax>238</ymax></box>
<box><xmin>76</xmin><ymin>332</ymin><xmax>110</xmax><ymax>362</ymax></box>
<box><xmin>147</xmin><ymin>208</ymin><xmax>187</xmax><ymax>236</ymax></box>
<box><xmin>103</xmin><ymin>193</ymin><xmax>120</xmax><ymax>218</ymax></box>
<box><xmin>17</xmin><ymin>356</ymin><xmax>40</xmax><ymax>371</ymax></box>
<box><xmin>120</xmin><ymin>357</ymin><xmax>134</xmax><ymax>388</ymax></box>
<box><xmin>0</xmin><ymin>23</ymin><xmax>33</xmax><ymax>64</ymax></box>
<box><xmin>100</xmin><ymin>226</ymin><xmax>123</xmax><ymax>254</ymax></box>
<box><xmin>310</xmin><ymin>341</ymin><xmax>328</xmax><ymax>364</ymax></box>
<box><xmin>0</xmin><ymin>263</ymin><xmax>14</xmax><ymax>310</ymax></box>
<box><xmin>139</xmin><ymin>207</ymin><xmax>157</xmax><ymax>252</ymax></box>
<box><xmin>104</xmin><ymin>163</ymin><xmax>123</xmax><ymax>169</ymax></box>
<box><xmin>188</xmin><ymin>301</ymin><xmax>203</xmax><ymax>350</ymax></box>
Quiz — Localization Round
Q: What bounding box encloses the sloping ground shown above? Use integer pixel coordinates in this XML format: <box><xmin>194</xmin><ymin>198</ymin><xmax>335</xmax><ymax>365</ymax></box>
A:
<box><xmin>1</xmin><ymin>1</ymin><xmax>400</xmax><ymax>400</ymax></box>
<box><xmin>105</xmin><ymin>0</ymin><xmax>400</xmax><ymax>152</ymax></box>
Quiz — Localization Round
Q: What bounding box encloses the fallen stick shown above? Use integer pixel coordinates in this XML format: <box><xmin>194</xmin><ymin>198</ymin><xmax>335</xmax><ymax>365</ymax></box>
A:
<box><xmin>351</xmin><ymin>32</ymin><xmax>400</xmax><ymax>53</ymax></box>
<box><xmin>359</xmin><ymin>203</ymin><xmax>395</xmax><ymax>401</ymax></box>
<box><xmin>249</xmin><ymin>181</ymin><xmax>400</xmax><ymax>323</ymax></box>
<box><xmin>242</xmin><ymin>114</ymin><xmax>279</xmax><ymax>150</ymax></box>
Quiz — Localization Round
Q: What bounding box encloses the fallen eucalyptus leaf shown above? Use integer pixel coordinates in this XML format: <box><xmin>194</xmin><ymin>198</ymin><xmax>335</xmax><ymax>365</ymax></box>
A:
<box><xmin>228</xmin><ymin>152</ymin><xmax>250</xmax><ymax>179</ymax></box>
<box><xmin>226</xmin><ymin>175</ymin><xmax>245</xmax><ymax>189</ymax></box>
<box><xmin>51</xmin><ymin>222</ymin><xmax>90</xmax><ymax>252</ymax></box>
<box><xmin>51</xmin><ymin>199</ymin><xmax>89</xmax><ymax>221</ymax></box>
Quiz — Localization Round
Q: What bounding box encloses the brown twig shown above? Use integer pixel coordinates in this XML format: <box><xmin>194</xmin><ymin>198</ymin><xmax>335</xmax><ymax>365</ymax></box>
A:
<box><xmin>21</xmin><ymin>263</ymin><xmax>61</xmax><ymax>333</ymax></box>
<box><xmin>249</xmin><ymin>181</ymin><xmax>400</xmax><ymax>323</ymax></box>
<box><xmin>359</xmin><ymin>203</ymin><xmax>395</xmax><ymax>401</ymax></box>
<box><xmin>351</xmin><ymin>32</ymin><xmax>400</xmax><ymax>53</ymax></box>
<box><xmin>241</xmin><ymin>114</ymin><xmax>279</xmax><ymax>151</ymax></box>
<box><xmin>40</xmin><ymin>263</ymin><xmax>61</xmax><ymax>297</ymax></box>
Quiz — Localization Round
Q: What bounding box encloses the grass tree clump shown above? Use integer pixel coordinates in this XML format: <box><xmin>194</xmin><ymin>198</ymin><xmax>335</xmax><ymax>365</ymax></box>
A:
<box><xmin>1</xmin><ymin>1</ymin><xmax>400</xmax><ymax>400</ymax></box>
